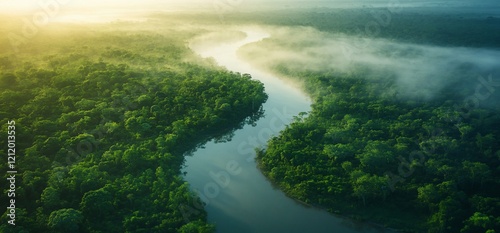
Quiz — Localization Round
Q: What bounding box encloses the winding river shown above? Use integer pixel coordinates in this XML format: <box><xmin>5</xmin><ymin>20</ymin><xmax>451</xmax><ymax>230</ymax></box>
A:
<box><xmin>183</xmin><ymin>29</ymin><xmax>392</xmax><ymax>233</ymax></box>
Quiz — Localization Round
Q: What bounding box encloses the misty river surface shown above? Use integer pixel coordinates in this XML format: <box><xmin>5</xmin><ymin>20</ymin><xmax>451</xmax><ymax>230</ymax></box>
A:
<box><xmin>183</xmin><ymin>29</ymin><xmax>393</xmax><ymax>233</ymax></box>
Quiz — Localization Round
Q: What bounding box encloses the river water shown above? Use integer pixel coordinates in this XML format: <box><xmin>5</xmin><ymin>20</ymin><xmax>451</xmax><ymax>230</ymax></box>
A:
<box><xmin>183</xmin><ymin>28</ymin><xmax>393</xmax><ymax>233</ymax></box>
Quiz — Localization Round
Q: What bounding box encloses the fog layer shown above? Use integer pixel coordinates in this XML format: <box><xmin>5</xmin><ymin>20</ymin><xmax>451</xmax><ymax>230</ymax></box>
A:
<box><xmin>238</xmin><ymin>26</ymin><xmax>500</xmax><ymax>104</ymax></box>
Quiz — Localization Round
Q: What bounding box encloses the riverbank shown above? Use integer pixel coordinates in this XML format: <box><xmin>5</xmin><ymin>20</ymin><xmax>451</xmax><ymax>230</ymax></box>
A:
<box><xmin>183</xmin><ymin>28</ymin><xmax>398</xmax><ymax>233</ymax></box>
<box><xmin>255</xmin><ymin>149</ymin><xmax>419</xmax><ymax>233</ymax></box>
<box><xmin>238</xmin><ymin>19</ymin><xmax>500</xmax><ymax>232</ymax></box>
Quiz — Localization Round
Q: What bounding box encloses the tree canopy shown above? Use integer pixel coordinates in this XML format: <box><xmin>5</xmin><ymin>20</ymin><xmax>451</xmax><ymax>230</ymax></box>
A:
<box><xmin>0</xmin><ymin>20</ymin><xmax>267</xmax><ymax>233</ymax></box>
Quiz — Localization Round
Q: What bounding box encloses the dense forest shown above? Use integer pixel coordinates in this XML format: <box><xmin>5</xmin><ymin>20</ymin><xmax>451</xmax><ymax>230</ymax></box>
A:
<box><xmin>1</xmin><ymin>5</ymin><xmax>499</xmax><ymax>233</ymax></box>
<box><xmin>0</xmin><ymin>20</ymin><xmax>267</xmax><ymax>232</ymax></box>
<box><xmin>240</xmin><ymin>12</ymin><xmax>500</xmax><ymax>233</ymax></box>
<box><xmin>256</xmin><ymin>68</ymin><xmax>500</xmax><ymax>232</ymax></box>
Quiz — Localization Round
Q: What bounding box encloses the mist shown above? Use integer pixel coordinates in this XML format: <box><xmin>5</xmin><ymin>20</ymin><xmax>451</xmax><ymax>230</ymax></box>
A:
<box><xmin>237</xmin><ymin>26</ymin><xmax>500</xmax><ymax>105</ymax></box>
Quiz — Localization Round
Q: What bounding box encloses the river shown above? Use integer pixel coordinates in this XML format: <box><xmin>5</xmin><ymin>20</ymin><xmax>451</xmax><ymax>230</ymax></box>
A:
<box><xmin>183</xmin><ymin>28</ymin><xmax>393</xmax><ymax>233</ymax></box>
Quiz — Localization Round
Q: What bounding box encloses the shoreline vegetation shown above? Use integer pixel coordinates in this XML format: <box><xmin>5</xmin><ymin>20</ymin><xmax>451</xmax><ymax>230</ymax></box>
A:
<box><xmin>255</xmin><ymin>157</ymin><xmax>401</xmax><ymax>232</ymax></box>
<box><xmin>0</xmin><ymin>5</ymin><xmax>498</xmax><ymax>233</ymax></box>
<box><xmin>253</xmin><ymin>65</ymin><xmax>499</xmax><ymax>232</ymax></box>
<box><xmin>244</xmin><ymin>11</ymin><xmax>500</xmax><ymax>232</ymax></box>
<box><xmin>0</xmin><ymin>18</ymin><xmax>267</xmax><ymax>232</ymax></box>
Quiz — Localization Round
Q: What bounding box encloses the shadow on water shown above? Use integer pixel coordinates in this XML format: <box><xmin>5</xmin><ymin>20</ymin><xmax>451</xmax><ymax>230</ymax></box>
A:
<box><xmin>181</xmin><ymin>104</ymin><xmax>266</xmax><ymax>157</ymax></box>
<box><xmin>183</xmin><ymin>27</ymin><xmax>399</xmax><ymax>233</ymax></box>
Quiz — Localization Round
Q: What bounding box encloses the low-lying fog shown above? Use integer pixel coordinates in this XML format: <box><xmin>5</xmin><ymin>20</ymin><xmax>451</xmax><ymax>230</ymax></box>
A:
<box><xmin>237</xmin><ymin>26</ymin><xmax>500</xmax><ymax>107</ymax></box>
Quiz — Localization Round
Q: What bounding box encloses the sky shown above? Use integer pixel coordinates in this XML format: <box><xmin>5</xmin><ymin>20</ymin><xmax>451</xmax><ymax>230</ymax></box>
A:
<box><xmin>0</xmin><ymin>0</ymin><xmax>390</xmax><ymax>13</ymax></box>
<box><xmin>0</xmin><ymin>0</ymin><xmax>217</xmax><ymax>14</ymax></box>
<box><xmin>1</xmin><ymin>0</ymin><xmax>498</xmax><ymax>20</ymax></box>
<box><xmin>0</xmin><ymin>0</ymin><xmax>437</xmax><ymax>14</ymax></box>
<box><xmin>1</xmin><ymin>0</ymin><xmax>498</xmax><ymax>14</ymax></box>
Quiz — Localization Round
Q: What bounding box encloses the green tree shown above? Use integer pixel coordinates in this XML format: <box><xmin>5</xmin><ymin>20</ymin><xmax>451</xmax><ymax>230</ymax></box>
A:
<box><xmin>0</xmin><ymin>73</ymin><xmax>18</xmax><ymax>86</ymax></box>
<box><xmin>417</xmin><ymin>184</ymin><xmax>441</xmax><ymax>212</ymax></box>
<box><xmin>460</xmin><ymin>212</ymin><xmax>496</xmax><ymax>233</ymax></box>
<box><xmin>80</xmin><ymin>188</ymin><xmax>114</xmax><ymax>221</ymax></box>
<box><xmin>47</xmin><ymin>208</ymin><xmax>83</xmax><ymax>233</ymax></box>
<box><xmin>461</xmin><ymin>161</ymin><xmax>491</xmax><ymax>189</ymax></box>
<box><xmin>41</xmin><ymin>187</ymin><xmax>62</xmax><ymax>212</ymax></box>
<box><xmin>357</xmin><ymin>140</ymin><xmax>396</xmax><ymax>174</ymax></box>
<box><xmin>352</xmin><ymin>171</ymin><xmax>388</xmax><ymax>206</ymax></box>
<box><xmin>179</xmin><ymin>220</ymin><xmax>216</xmax><ymax>233</ymax></box>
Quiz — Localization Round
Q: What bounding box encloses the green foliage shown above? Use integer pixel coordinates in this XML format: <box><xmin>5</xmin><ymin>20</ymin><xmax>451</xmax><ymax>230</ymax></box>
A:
<box><xmin>0</xmin><ymin>20</ymin><xmax>267</xmax><ymax>233</ymax></box>
<box><xmin>47</xmin><ymin>209</ymin><xmax>83</xmax><ymax>233</ymax></box>
<box><xmin>256</xmin><ymin>59</ymin><xmax>500</xmax><ymax>232</ymax></box>
<box><xmin>178</xmin><ymin>220</ymin><xmax>216</xmax><ymax>233</ymax></box>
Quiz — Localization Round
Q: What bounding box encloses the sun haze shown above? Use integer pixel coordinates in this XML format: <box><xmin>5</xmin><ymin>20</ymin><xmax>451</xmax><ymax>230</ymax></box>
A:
<box><xmin>0</xmin><ymin>0</ymin><xmax>217</xmax><ymax>15</ymax></box>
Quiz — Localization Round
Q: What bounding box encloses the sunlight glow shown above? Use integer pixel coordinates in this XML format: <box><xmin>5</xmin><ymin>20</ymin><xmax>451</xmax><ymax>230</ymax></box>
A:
<box><xmin>0</xmin><ymin>0</ymin><xmax>211</xmax><ymax>15</ymax></box>
<box><xmin>0</xmin><ymin>0</ymin><xmax>216</xmax><ymax>23</ymax></box>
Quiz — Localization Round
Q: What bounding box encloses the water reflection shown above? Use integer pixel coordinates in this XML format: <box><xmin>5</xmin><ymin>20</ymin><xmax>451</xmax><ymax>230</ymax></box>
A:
<box><xmin>184</xmin><ymin>28</ymin><xmax>395</xmax><ymax>233</ymax></box>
